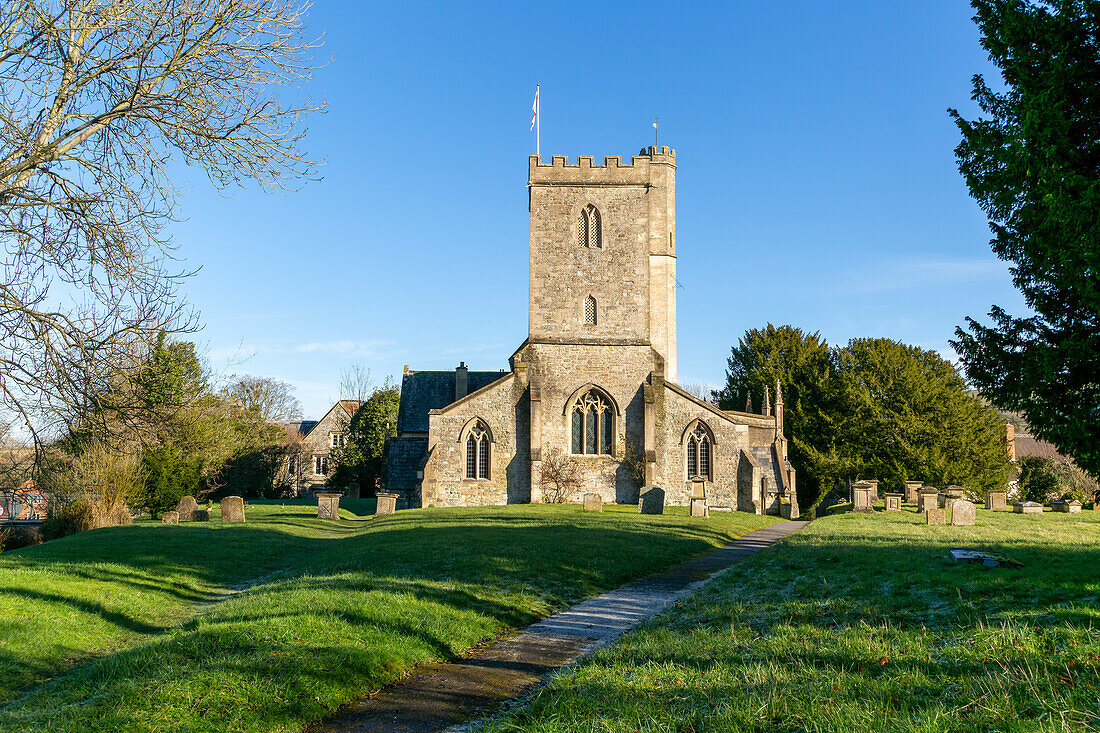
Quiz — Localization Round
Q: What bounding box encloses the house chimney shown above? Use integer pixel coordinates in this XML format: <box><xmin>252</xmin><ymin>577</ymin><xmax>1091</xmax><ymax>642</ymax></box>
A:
<box><xmin>1006</xmin><ymin>423</ymin><xmax>1016</xmax><ymax>461</ymax></box>
<box><xmin>455</xmin><ymin>362</ymin><xmax>469</xmax><ymax>401</ymax></box>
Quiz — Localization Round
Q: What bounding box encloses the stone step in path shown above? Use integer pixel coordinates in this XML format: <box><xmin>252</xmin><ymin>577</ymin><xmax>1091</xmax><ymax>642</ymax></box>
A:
<box><xmin>310</xmin><ymin>520</ymin><xmax>807</xmax><ymax>733</ymax></box>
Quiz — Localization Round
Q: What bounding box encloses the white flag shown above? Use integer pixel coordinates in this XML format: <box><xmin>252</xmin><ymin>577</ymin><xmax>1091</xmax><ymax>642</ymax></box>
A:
<box><xmin>530</xmin><ymin>86</ymin><xmax>539</xmax><ymax>131</ymax></box>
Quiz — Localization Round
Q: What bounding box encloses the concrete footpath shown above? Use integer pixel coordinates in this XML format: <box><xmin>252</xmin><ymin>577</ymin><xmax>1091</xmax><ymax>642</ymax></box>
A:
<box><xmin>309</xmin><ymin>520</ymin><xmax>808</xmax><ymax>733</ymax></box>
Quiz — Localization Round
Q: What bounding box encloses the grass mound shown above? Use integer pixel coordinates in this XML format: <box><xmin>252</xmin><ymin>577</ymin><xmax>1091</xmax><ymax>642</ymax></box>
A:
<box><xmin>475</xmin><ymin>508</ymin><xmax>1100</xmax><ymax>733</ymax></box>
<box><xmin>0</xmin><ymin>501</ymin><xmax>775</xmax><ymax>732</ymax></box>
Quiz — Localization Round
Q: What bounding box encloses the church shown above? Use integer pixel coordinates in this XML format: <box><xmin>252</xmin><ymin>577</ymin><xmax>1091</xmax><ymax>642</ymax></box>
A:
<box><xmin>383</xmin><ymin>146</ymin><xmax>799</xmax><ymax>517</ymax></box>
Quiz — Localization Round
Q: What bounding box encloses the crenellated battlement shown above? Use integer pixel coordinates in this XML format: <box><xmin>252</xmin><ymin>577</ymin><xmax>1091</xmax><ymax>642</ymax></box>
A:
<box><xmin>529</xmin><ymin>146</ymin><xmax>675</xmax><ymax>184</ymax></box>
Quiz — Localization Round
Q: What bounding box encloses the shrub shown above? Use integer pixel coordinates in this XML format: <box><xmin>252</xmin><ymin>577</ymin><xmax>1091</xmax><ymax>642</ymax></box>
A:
<box><xmin>539</xmin><ymin>450</ymin><xmax>582</xmax><ymax>503</ymax></box>
<box><xmin>1</xmin><ymin>526</ymin><xmax>42</xmax><ymax>552</ymax></box>
<box><xmin>39</xmin><ymin>440</ymin><xmax>143</xmax><ymax>540</ymax></box>
<box><xmin>140</xmin><ymin>445</ymin><xmax>203</xmax><ymax>518</ymax></box>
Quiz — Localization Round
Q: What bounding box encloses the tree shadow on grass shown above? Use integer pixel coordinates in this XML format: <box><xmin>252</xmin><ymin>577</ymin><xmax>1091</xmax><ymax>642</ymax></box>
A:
<box><xmin>0</xmin><ymin>513</ymin><xmax>768</xmax><ymax>727</ymax></box>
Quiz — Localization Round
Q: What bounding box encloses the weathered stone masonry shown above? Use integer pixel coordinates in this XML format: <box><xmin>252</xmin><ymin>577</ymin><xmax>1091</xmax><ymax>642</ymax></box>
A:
<box><xmin>384</xmin><ymin>146</ymin><xmax>798</xmax><ymax>517</ymax></box>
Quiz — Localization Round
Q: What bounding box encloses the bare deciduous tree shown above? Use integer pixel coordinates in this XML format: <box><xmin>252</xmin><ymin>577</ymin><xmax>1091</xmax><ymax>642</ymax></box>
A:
<box><xmin>0</xmin><ymin>0</ymin><xmax>321</xmax><ymax>445</ymax></box>
<box><xmin>339</xmin><ymin>363</ymin><xmax>375</xmax><ymax>403</ymax></box>
<box><xmin>221</xmin><ymin>374</ymin><xmax>302</xmax><ymax>421</ymax></box>
<box><xmin>539</xmin><ymin>449</ymin><xmax>582</xmax><ymax>504</ymax></box>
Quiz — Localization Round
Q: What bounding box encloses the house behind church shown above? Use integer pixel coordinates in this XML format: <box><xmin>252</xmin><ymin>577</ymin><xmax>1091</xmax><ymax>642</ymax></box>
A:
<box><xmin>383</xmin><ymin>145</ymin><xmax>798</xmax><ymax>516</ymax></box>
<box><xmin>274</xmin><ymin>399</ymin><xmax>360</xmax><ymax>494</ymax></box>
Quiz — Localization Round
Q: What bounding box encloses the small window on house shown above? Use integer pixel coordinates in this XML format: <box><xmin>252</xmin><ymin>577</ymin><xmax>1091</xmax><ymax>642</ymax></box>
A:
<box><xmin>578</xmin><ymin>204</ymin><xmax>602</xmax><ymax>248</ymax></box>
<box><xmin>570</xmin><ymin>389</ymin><xmax>613</xmax><ymax>455</ymax></box>
<box><xmin>465</xmin><ymin>421</ymin><xmax>492</xmax><ymax>479</ymax></box>
<box><xmin>313</xmin><ymin>455</ymin><xmax>328</xmax><ymax>476</ymax></box>
<box><xmin>331</xmin><ymin>433</ymin><xmax>345</xmax><ymax>448</ymax></box>
<box><xmin>584</xmin><ymin>296</ymin><xmax>597</xmax><ymax>325</ymax></box>
<box><xmin>686</xmin><ymin>425</ymin><xmax>713</xmax><ymax>481</ymax></box>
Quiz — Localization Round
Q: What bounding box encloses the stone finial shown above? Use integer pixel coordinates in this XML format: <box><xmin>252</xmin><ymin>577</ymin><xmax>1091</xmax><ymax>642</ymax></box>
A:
<box><xmin>762</xmin><ymin>385</ymin><xmax>771</xmax><ymax>416</ymax></box>
<box><xmin>744</xmin><ymin>392</ymin><xmax>753</xmax><ymax>413</ymax></box>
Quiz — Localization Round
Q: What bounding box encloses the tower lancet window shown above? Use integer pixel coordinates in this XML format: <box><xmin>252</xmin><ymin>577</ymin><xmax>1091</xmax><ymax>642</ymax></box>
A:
<box><xmin>584</xmin><ymin>296</ymin><xmax>597</xmax><ymax>325</ymax></box>
<box><xmin>578</xmin><ymin>204</ymin><xmax>602</xmax><ymax>248</ymax></box>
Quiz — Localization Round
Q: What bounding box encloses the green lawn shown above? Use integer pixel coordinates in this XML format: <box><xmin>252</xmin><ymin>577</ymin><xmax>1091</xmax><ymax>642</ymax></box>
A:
<box><xmin>475</xmin><ymin>508</ymin><xmax>1100</xmax><ymax>733</ymax></box>
<box><xmin>0</xmin><ymin>501</ymin><xmax>776</xmax><ymax>732</ymax></box>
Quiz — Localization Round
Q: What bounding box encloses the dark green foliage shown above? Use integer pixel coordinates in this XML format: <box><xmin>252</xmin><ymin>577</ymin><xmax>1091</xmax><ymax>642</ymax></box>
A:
<box><xmin>139</xmin><ymin>446</ymin><xmax>202</xmax><ymax>517</ymax></box>
<box><xmin>216</xmin><ymin>445</ymin><xmax>286</xmax><ymax>499</ymax></box>
<box><xmin>719</xmin><ymin>327</ymin><xmax>1010</xmax><ymax>512</ymax></box>
<box><xmin>950</xmin><ymin>0</ymin><xmax>1100</xmax><ymax>477</ymax></box>
<box><xmin>837</xmin><ymin>338</ymin><xmax>1010</xmax><ymax>495</ymax></box>
<box><xmin>1017</xmin><ymin>454</ymin><xmax>1099</xmax><ymax>503</ymax></box>
<box><xmin>329</xmin><ymin>385</ymin><xmax>399</xmax><ymax>493</ymax></box>
<box><xmin>1017</xmin><ymin>455</ymin><xmax>1061</xmax><ymax>503</ymax></box>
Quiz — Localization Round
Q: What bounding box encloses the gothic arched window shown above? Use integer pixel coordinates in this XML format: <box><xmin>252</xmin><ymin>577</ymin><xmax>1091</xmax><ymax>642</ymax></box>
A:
<box><xmin>465</xmin><ymin>421</ymin><xmax>491</xmax><ymax>479</ymax></box>
<box><xmin>584</xmin><ymin>295</ymin><xmax>597</xmax><ymax>325</ymax></box>
<box><xmin>570</xmin><ymin>389</ymin><xmax>613</xmax><ymax>455</ymax></box>
<box><xmin>686</xmin><ymin>424</ymin><xmax>713</xmax><ymax>480</ymax></box>
<box><xmin>578</xmin><ymin>204</ymin><xmax>602</xmax><ymax>248</ymax></box>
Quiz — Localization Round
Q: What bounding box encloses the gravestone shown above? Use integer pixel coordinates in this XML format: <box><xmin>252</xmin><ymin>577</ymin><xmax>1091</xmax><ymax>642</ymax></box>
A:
<box><xmin>348</xmin><ymin>482</ymin><xmax>361</xmax><ymax>499</ymax></box>
<box><xmin>192</xmin><ymin>509</ymin><xmax>209</xmax><ymax>522</ymax></box>
<box><xmin>951</xmin><ymin>500</ymin><xmax>976</xmax><ymax>526</ymax></box>
<box><xmin>1014</xmin><ymin>501</ymin><xmax>1043</xmax><ymax>514</ymax></box>
<box><xmin>904</xmin><ymin>481</ymin><xmax>923</xmax><ymax>504</ymax></box>
<box><xmin>638</xmin><ymin>486</ymin><xmax>664</xmax><ymax>514</ymax></box>
<box><xmin>317</xmin><ymin>492</ymin><xmax>341</xmax><ymax>520</ymax></box>
<box><xmin>161</xmin><ymin>511</ymin><xmax>179</xmax><ymax>524</ymax></box>
<box><xmin>1052</xmin><ymin>499</ymin><xmax>1082</xmax><ymax>514</ymax></box>
<box><xmin>176</xmin><ymin>496</ymin><xmax>198</xmax><ymax>522</ymax></box>
<box><xmin>375</xmin><ymin>492</ymin><xmax>398</xmax><ymax>516</ymax></box>
<box><xmin>582</xmin><ymin>493</ymin><xmax>603</xmax><ymax>512</ymax></box>
<box><xmin>690</xmin><ymin>497</ymin><xmax>708</xmax><ymax>517</ymax></box>
<box><xmin>884</xmin><ymin>493</ymin><xmax>903</xmax><ymax>512</ymax></box>
<box><xmin>917</xmin><ymin>488</ymin><xmax>939</xmax><ymax>513</ymax></box>
<box><xmin>926</xmin><ymin>508</ymin><xmax>946</xmax><ymax>525</ymax></box>
<box><xmin>985</xmin><ymin>490</ymin><xmax>1008</xmax><ymax>511</ymax></box>
<box><xmin>851</xmin><ymin>480</ymin><xmax>877</xmax><ymax>513</ymax></box>
<box><xmin>220</xmin><ymin>496</ymin><xmax>245</xmax><ymax>523</ymax></box>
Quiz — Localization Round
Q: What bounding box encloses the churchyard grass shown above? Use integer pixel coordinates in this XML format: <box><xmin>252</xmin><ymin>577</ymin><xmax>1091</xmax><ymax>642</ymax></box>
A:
<box><xmin>0</xmin><ymin>502</ymin><xmax>776</xmax><ymax>732</ymax></box>
<box><xmin>475</xmin><ymin>508</ymin><xmax>1100</xmax><ymax>733</ymax></box>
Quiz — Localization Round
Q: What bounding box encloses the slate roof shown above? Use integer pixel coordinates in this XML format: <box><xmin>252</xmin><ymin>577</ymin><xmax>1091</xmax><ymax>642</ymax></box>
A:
<box><xmin>383</xmin><ymin>436</ymin><xmax>428</xmax><ymax>491</ymax></box>
<box><xmin>1014</xmin><ymin>434</ymin><xmax>1064</xmax><ymax>461</ymax></box>
<box><xmin>272</xmin><ymin>420</ymin><xmax>318</xmax><ymax>442</ymax></box>
<box><xmin>751</xmin><ymin>445</ymin><xmax>784</xmax><ymax>493</ymax></box>
<box><xmin>396</xmin><ymin>369</ymin><xmax>508</xmax><ymax>433</ymax></box>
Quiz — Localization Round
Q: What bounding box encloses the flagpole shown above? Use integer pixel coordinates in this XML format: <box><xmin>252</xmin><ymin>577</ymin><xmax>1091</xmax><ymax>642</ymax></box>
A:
<box><xmin>536</xmin><ymin>83</ymin><xmax>540</xmax><ymax>157</ymax></box>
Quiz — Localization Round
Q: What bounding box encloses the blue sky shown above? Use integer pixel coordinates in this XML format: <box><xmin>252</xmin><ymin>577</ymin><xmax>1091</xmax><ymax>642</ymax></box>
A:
<box><xmin>169</xmin><ymin>1</ymin><xmax>1026</xmax><ymax>419</ymax></box>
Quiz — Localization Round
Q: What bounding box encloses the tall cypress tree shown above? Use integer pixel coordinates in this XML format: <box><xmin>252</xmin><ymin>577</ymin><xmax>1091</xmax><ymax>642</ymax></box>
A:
<box><xmin>950</xmin><ymin>0</ymin><xmax>1100</xmax><ymax>476</ymax></box>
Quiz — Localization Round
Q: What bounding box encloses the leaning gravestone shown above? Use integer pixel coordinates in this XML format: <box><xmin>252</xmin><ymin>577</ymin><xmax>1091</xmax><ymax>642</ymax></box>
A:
<box><xmin>317</xmin><ymin>492</ymin><xmax>341</xmax><ymax>520</ymax></box>
<box><xmin>220</xmin><ymin>496</ymin><xmax>245</xmax><ymax>523</ymax></box>
<box><xmin>582</xmin><ymin>493</ymin><xmax>603</xmax><ymax>512</ymax></box>
<box><xmin>951</xmin><ymin>500</ymin><xmax>976</xmax><ymax>526</ymax></box>
<box><xmin>926</xmin><ymin>508</ymin><xmax>946</xmax><ymax>525</ymax></box>
<box><xmin>375</xmin><ymin>492</ymin><xmax>398</xmax><ymax>516</ymax></box>
<box><xmin>1014</xmin><ymin>501</ymin><xmax>1043</xmax><ymax>514</ymax></box>
<box><xmin>638</xmin><ymin>486</ymin><xmax>664</xmax><ymax>514</ymax></box>
<box><xmin>176</xmin><ymin>496</ymin><xmax>199</xmax><ymax>522</ymax></box>
<box><xmin>161</xmin><ymin>511</ymin><xmax>179</xmax><ymax>524</ymax></box>
<box><xmin>192</xmin><ymin>509</ymin><xmax>209</xmax><ymax>522</ymax></box>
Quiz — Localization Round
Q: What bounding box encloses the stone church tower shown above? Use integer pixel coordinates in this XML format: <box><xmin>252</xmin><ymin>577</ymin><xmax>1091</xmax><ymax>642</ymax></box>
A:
<box><xmin>383</xmin><ymin>146</ymin><xmax>798</xmax><ymax>517</ymax></box>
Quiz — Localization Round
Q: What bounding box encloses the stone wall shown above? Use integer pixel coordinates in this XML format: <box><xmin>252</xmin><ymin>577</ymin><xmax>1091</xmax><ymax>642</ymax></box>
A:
<box><xmin>421</xmin><ymin>374</ymin><xmax>525</xmax><ymax>506</ymax></box>
<box><xmin>521</xmin><ymin>342</ymin><xmax>657</xmax><ymax>505</ymax></box>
